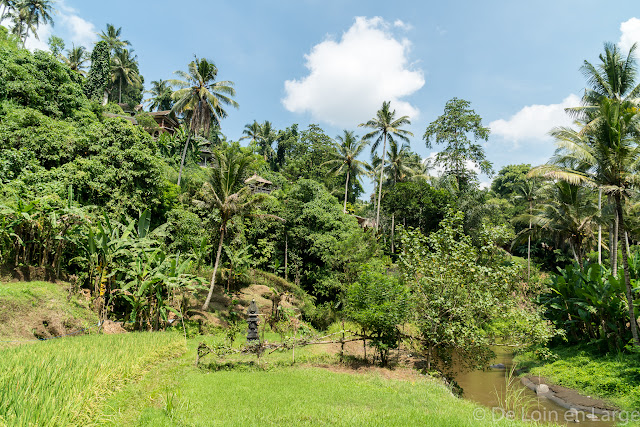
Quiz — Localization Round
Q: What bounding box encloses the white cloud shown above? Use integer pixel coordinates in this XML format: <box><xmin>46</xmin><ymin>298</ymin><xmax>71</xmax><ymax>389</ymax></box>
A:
<box><xmin>283</xmin><ymin>16</ymin><xmax>425</xmax><ymax>127</ymax></box>
<box><xmin>619</xmin><ymin>17</ymin><xmax>640</xmax><ymax>54</ymax></box>
<box><xmin>24</xmin><ymin>24</ymin><xmax>52</xmax><ymax>51</ymax></box>
<box><xmin>393</xmin><ymin>19</ymin><xmax>412</xmax><ymax>31</ymax></box>
<box><xmin>489</xmin><ymin>94</ymin><xmax>580</xmax><ymax>146</ymax></box>
<box><xmin>59</xmin><ymin>14</ymin><xmax>97</xmax><ymax>47</ymax></box>
<box><xmin>4</xmin><ymin>0</ymin><xmax>97</xmax><ymax>51</ymax></box>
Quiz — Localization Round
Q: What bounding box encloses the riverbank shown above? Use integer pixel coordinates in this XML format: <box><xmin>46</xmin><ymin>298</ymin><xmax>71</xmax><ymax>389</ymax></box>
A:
<box><xmin>514</xmin><ymin>345</ymin><xmax>640</xmax><ymax>422</ymax></box>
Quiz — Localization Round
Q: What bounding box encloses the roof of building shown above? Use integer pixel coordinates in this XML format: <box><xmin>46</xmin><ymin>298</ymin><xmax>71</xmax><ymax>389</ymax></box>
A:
<box><xmin>103</xmin><ymin>113</ymin><xmax>138</xmax><ymax>125</ymax></box>
<box><xmin>149</xmin><ymin>110</ymin><xmax>179</xmax><ymax>128</ymax></box>
<box><xmin>244</xmin><ymin>173</ymin><xmax>272</xmax><ymax>186</ymax></box>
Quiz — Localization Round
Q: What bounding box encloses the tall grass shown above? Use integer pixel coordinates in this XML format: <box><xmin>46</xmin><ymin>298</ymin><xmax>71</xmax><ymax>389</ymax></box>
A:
<box><xmin>0</xmin><ymin>332</ymin><xmax>185</xmax><ymax>426</ymax></box>
<box><xmin>494</xmin><ymin>364</ymin><xmax>535</xmax><ymax>416</ymax></box>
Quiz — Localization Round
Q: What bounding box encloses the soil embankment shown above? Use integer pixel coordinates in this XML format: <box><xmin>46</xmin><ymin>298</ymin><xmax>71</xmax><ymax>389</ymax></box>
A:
<box><xmin>522</xmin><ymin>375</ymin><xmax>619</xmax><ymax>416</ymax></box>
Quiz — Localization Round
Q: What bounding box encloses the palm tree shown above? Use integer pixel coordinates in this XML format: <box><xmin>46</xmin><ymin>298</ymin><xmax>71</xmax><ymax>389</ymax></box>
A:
<box><xmin>514</xmin><ymin>179</ymin><xmax>543</xmax><ymax>281</ymax></box>
<box><xmin>322</xmin><ymin>130</ymin><xmax>369</xmax><ymax>213</ymax></box>
<box><xmin>526</xmin><ymin>181</ymin><xmax>599</xmax><ymax>271</ymax></box>
<box><xmin>63</xmin><ymin>44</ymin><xmax>88</xmax><ymax>74</ymax></box>
<box><xmin>531</xmin><ymin>42</ymin><xmax>640</xmax><ymax>346</ymax></box>
<box><xmin>240</xmin><ymin>120</ymin><xmax>261</xmax><ymax>145</ymax></box>
<box><xmin>257</xmin><ymin>121</ymin><xmax>276</xmax><ymax>162</ymax></box>
<box><xmin>110</xmin><ymin>49</ymin><xmax>141</xmax><ymax>104</ymax></box>
<box><xmin>384</xmin><ymin>139</ymin><xmax>417</xmax><ymax>185</ymax></box>
<box><xmin>169</xmin><ymin>57</ymin><xmax>239</xmax><ymax>187</ymax></box>
<box><xmin>145</xmin><ymin>79</ymin><xmax>173</xmax><ymax>111</ymax></box>
<box><xmin>370</xmin><ymin>139</ymin><xmax>418</xmax><ymax>251</ymax></box>
<box><xmin>13</xmin><ymin>0</ymin><xmax>54</xmax><ymax>44</ymax></box>
<box><xmin>7</xmin><ymin>6</ymin><xmax>30</xmax><ymax>42</ymax></box>
<box><xmin>241</xmin><ymin>121</ymin><xmax>276</xmax><ymax>162</ymax></box>
<box><xmin>99</xmin><ymin>23</ymin><xmax>130</xmax><ymax>54</ymax></box>
<box><xmin>196</xmin><ymin>143</ymin><xmax>261</xmax><ymax>310</ymax></box>
<box><xmin>359</xmin><ymin>101</ymin><xmax>413</xmax><ymax>231</ymax></box>
<box><xmin>0</xmin><ymin>0</ymin><xmax>15</xmax><ymax>21</ymax></box>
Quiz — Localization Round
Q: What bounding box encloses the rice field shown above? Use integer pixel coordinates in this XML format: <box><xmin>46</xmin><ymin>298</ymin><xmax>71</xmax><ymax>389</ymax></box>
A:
<box><xmin>0</xmin><ymin>332</ymin><xmax>185</xmax><ymax>426</ymax></box>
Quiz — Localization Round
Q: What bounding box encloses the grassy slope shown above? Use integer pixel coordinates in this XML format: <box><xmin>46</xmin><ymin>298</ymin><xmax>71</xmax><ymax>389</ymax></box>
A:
<box><xmin>0</xmin><ymin>281</ymin><xmax>98</xmax><ymax>345</ymax></box>
<box><xmin>100</xmin><ymin>336</ymin><xmax>525</xmax><ymax>427</ymax></box>
<box><xmin>515</xmin><ymin>346</ymin><xmax>640</xmax><ymax>426</ymax></box>
<box><xmin>0</xmin><ymin>282</ymin><xmax>526</xmax><ymax>426</ymax></box>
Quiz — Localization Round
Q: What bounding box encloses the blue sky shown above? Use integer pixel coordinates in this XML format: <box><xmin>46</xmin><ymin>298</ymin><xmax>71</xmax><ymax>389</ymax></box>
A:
<box><xmin>12</xmin><ymin>0</ymin><xmax>640</xmax><ymax>191</ymax></box>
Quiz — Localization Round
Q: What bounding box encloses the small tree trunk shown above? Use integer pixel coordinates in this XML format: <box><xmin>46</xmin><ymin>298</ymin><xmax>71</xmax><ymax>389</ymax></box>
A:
<box><xmin>102</xmin><ymin>90</ymin><xmax>108</xmax><ymax>106</ymax></box>
<box><xmin>616</xmin><ymin>195</ymin><xmax>640</xmax><ymax>347</ymax></box>
<box><xmin>118</xmin><ymin>78</ymin><xmax>122</xmax><ymax>104</ymax></box>
<box><xmin>363</xmin><ymin>337</ymin><xmax>367</xmax><ymax>362</ymax></box>
<box><xmin>528</xmin><ymin>200</ymin><xmax>532</xmax><ymax>281</ymax></box>
<box><xmin>284</xmin><ymin>232</ymin><xmax>288</xmax><ymax>281</ymax></box>
<box><xmin>202</xmin><ymin>227</ymin><xmax>225</xmax><ymax>310</ymax></box>
<box><xmin>177</xmin><ymin>133</ymin><xmax>192</xmax><ymax>187</ymax></box>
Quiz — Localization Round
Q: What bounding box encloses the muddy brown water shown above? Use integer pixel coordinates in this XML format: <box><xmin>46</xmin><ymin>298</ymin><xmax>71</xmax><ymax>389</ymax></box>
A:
<box><xmin>452</xmin><ymin>347</ymin><xmax>615</xmax><ymax>426</ymax></box>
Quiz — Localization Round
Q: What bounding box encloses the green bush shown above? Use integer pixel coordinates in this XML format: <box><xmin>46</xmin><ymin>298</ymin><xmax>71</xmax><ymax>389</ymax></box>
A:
<box><xmin>345</xmin><ymin>261</ymin><xmax>410</xmax><ymax>365</ymax></box>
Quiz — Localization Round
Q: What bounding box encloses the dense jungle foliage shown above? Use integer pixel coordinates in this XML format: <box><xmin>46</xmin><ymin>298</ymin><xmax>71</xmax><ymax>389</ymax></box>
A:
<box><xmin>2</xmin><ymin>14</ymin><xmax>640</xmax><ymax>371</ymax></box>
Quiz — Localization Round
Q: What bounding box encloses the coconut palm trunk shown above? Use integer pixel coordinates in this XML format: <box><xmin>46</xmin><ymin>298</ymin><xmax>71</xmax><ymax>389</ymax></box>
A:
<box><xmin>528</xmin><ymin>199</ymin><xmax>532</xmax><ymax>281</ymax></box>
<box><xmin>202</xmin><ymin>226</ymin><xmax>225</xmax><ymax>310</ymax></box>
<box><xmin>177</xmin><ymin>133</ymin><xmax>192</xmax><ymax>187</ymax></box>
<box><xmin>343</xmin><ymin>169</ymin><xmax>350</xmax><ymax>214</ymax></box>
<box><xmin>375</xmin><ymin>133</ymin><xmax>387</xmax><ymax>231</ymax></box>
<box><xmin>391</xmin><ymin>214</ymin><xmax>395</xmax><ymax>253</ymax></box>
<box><xmin>616</xmin><ymin>194</ymin><xmax>640</xmax><ymax>346</ymax></box>
<box><xmin>613</xmin><ymin>208</ymin><xmax>619</xmax><ymax>274</ymax></box>
<box><xmin>598</xmin><ymin>188</ymin><xmax>602</xmax><ymax>265</ymax></box>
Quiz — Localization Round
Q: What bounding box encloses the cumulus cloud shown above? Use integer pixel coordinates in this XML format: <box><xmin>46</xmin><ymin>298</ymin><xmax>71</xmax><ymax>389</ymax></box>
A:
<box><xmin>59</xmin><ymin>14</ymin><xmax>97</xmax><ymax>47</ymax></box>
<box><xmin>24</xmin><ymin>24</ymin><xmax>52</xmax><ymax>51</ymax></box>
<box><xmin>489</xmin><ymin>94</ymin><xmax>580</xmax><ymax>146</ymax></box>
<box><xmin>619</xmin><ymin>17</ymin><xmax>640</xmax><ymax>54</ymax></box>
<box><xmin>283</xmin><ymin>16</ymin><xmax>425</xmax><ymax>127</ymax></box>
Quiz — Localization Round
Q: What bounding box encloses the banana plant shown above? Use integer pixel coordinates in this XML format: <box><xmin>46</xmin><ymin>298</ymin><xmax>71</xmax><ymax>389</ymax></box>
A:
<box><xmin>540</xmin><ymin>261</ymin><xmax>630</xmax><ymax>349</ymax></box>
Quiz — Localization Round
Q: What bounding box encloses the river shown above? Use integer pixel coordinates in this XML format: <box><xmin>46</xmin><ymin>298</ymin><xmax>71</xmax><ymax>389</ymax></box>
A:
<box><xmin>453</xmin><ymin>347</ymin><xmax>615</xmax><ymax>426</ymax></box>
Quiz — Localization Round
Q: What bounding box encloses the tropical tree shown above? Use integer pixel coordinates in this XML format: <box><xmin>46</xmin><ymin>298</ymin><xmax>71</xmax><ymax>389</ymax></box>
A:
<box><xmin>9</xmin><ymin>0</ymin><xmax>54</xmax><ymax>44</ymax></box>
<box><xmin>526</xmin><ymin>181</ymin><xmax>599</xmax><ymax>271</ymax></box>
<box><xmin>257</xmin><ymin>121</ymin><xmax>276</xmax><ymax>162</ymax></box>
<box><xmin>0</xmin><ymin>0</ymin><xmax>15</xmax><ymax>21</ymax></box>
<box><xmin>424</xmin><ymin>97</ymin><xmax>493</xmax><ymax>190</ymax></box>
<box><xmin>6</xmin><ymin>5</ymin><xmax>31</xmax><ymax>43</ymax></box>
<box><xmin>382</xmin><ymin>139</ymin><xmax>418</xmax><ymax>185</ymax></box>
<box><xmin>145</xmin><ymin>79</ymin><xmax>173</xmax><ymax>111</ymax></box>
<box><xmin>514</xmin><ymin>179</ymin><xmax>543</xmax><ymax>280</ymax></box>
<box><xmin>359</xmin><ymin>101</ymin><xmax>413</xmax><ymax>230</ymax></box>
<box><xmin>373</xmin><ymin>139</ymin><xmax>419</xmax><ymax>251</ymax></box>
<box><xmin>531</xmin><ymin>42</ymin><xmax>640</xmax><ymax>346</ymax></box>
<box><xmin>99</xmin><ymin>23</ymin><xmax>130</xmax><ymax>55</ymax></box>
<box><xmin>240</xmin><ymin>120</ymin><xmax>276</xmax><ymax>162</ymax></box>
<box><xmin>196</xmin><ymin>143</ymin><xmax>260</xmax><ymax>310</ymax></box>
<box><xmin>63</xmin><ymin>44</ymin><xmax>89</xmax><ymax>74</ymax></box>
<box><xmin>240</xmin><ymin>120</ymin><xmax>261</xmax><ymax>144</ymax></box>
<box><xmin>83</xmin><ymin>41</ymin><xmax>111</xmax><ymax>104</ymax></box>
<box><xmin>110</xmin><ymin>49</ymin><xmax>141</xmax><ymax>104</ymax></box>
<box><xmin>322</xmin><ymin>130</ymin><xmax>368</xmax><ymax>213</ymax></box>
<box><xmin>169</xmin><ymin>57</ymin><xmax>239</xmax><ymax>187</ymax></box>
<box><xmin>46</xmin><ymin>34</ymin><xmax>63</xmax><ymax>57</ymax></box>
